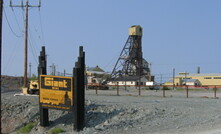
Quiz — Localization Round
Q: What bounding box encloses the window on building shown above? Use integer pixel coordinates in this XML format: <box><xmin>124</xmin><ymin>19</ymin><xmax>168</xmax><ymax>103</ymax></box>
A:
<box><xmin>131</xmin><ymin>82</ymin><xmax>133</xmax><ymax>84</ymax></box>
<box><xmin>214</xmin><ymin>77</ymin><xmax>221</xmax><ymax>79</ymax></box>
<box><xmin>204</xmin><ymin>77</ymin><xmax>212</xmax><ymax>79</ymax></box>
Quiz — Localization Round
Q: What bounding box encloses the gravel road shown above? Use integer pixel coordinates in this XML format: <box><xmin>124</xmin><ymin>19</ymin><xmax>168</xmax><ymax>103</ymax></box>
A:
<box><xmin>1</xmin><ymin>88</ymin><xmax>221</xmax><ymax>134</ymax></box>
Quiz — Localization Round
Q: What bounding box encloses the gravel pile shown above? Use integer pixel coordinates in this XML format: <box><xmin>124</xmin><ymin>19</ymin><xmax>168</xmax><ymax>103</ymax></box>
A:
<box><xmin>1</xmin><ymin>91</ymin><xmax>39</xmax><ymax>133</ymax></box>
<box><xmin>1</xmin><ymin>90</ymin><xmax>221</xmax><ymax>134</ymax></box>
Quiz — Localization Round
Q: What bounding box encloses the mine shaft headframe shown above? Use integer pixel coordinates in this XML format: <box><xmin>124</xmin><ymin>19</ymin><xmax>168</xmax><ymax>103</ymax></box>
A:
<box><xmin>110</xmin><ymin>25</ymin><xmax>144</xmax><ymax>79</ymax></box>
<box><xmin>129</xmin><ymin>25</ymin><xmax>142</xmax><ymax>36</ymax></box>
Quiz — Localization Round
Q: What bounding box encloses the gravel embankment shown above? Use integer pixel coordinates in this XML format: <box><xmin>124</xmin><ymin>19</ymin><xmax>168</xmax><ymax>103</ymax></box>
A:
<box><xmin>1</xmin><ymin>89</ymin><xmax>221</xmax><ymax>134</ymax></box>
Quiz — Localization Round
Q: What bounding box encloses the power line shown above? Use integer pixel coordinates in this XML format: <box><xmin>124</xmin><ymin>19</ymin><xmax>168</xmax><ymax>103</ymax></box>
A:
<box><xmin>28</xmin><ymin>26</ymin><xmax>38</xmax><ymax>51</ymax></box>
<box><xmin>3</xmin><ymin>7</ymin><xmax>22</xmax><ymax>38</ymax></box>
<box><xmin>28</xmin><ymin>36</ymin><xmax>38</xmax><ymax>64</ymax></box>
<box><xmin>28</xmin><ymin>24</ymin><xmax>42</xmax><ymax>64</ymax></box>
<box><xmin>38</xmin><ymin>11</ymin><xmax>45</xmax><ymax>45</ymax></box>
<box><xmin>11</xmin><ymin>7</ymin><xmax>23</xmax><ymax>33</ymax></box>
<box><xmin>30</xmin><ymin>23</ymin><xmax>42</xmax><ymax>50</ymax></box>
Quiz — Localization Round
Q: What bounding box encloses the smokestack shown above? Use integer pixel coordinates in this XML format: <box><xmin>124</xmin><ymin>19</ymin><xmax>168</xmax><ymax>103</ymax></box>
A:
<box><xmin>197</xmin><ymin>66</ymin><xmax>200</xmax><ymax>74</ymax></box>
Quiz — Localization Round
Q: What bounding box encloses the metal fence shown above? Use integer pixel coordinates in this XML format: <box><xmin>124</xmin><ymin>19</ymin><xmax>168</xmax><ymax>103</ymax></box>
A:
<box><xmin>86</xmin><ymin>85</ymin><xmax>221</xmax><ymax>99</ymax></box>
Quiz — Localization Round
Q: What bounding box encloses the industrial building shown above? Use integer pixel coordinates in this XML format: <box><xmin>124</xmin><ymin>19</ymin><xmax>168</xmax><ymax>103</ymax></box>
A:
<box><xmin>86</xmin><ymin>66</ymin><xmax>107</xmax><ymax>84</ymax></box>
<box><xmin>164</xmin><ymin>73</ymin><xmax>221</xmax><ymax>87</ymax></box>
<box><xmin>107</xmin><ymin>76</ymin><xmax>149</xmax><ymax>86</ymax></box>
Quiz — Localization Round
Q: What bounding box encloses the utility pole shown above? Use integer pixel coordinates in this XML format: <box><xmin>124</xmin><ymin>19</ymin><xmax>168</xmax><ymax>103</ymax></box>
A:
<box><xmin>53</xmin><ymin>64</ymin><xmax>56</xmax><ymax>75</ymax></box>
<box><xmin>197</xmin><ymin>66</ymin><xmax>200</xmax><ymax>74</ymax></box>
<box><xmin>0</xmin><ymin>0</ymin><xmax>3</xmax><ymax>133</ymax></box>
<box><xmin>10</xmin><ymin>0</ymin><xmax>41</xmax><ymax>87</ymax></box>
<box><xmin>29</xmin><ymin>62</ymin><xmax>31</xmax><ymax>78</ymax></box>
<box><xmin>50</xmin><ymin>63</ymin><xmax>56</xmax><ymax>75</ymax></box>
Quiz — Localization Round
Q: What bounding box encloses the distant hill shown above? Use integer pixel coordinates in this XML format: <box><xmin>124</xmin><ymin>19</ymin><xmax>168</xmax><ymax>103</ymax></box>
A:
<box><xmin>1</xmin><ymin>75</ymin><xmax>23</xmax><ymax>90</ymax></box>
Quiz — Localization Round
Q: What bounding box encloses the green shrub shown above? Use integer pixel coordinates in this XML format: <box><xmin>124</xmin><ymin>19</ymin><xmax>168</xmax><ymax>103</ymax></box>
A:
<box><xmin>16</xmin><ymin>122</ymin><xmax>37</xmax><ymax>134</ymax></box>
<box><xmin>49</xmin><ymin>128</ymin><xmax>65</xmax><ymax>134</ymax></box>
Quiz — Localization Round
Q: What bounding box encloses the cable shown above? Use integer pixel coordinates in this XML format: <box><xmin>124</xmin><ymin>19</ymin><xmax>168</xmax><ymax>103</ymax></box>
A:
<box><xmin>38</xmin><ymin>11</ymin><xmax>45</xmax><ymax>45</ymax></box>
<box><xmin>11</xmin><ymin>7</ymin><xmax>23</xmax><ymax>34</ymax></box>
<box><xmin>29</xmin><ymin>39</ymin><xmax>38</xmax><ymax>64</ymax></box>
<box><xmin>3</xmin><ymin>7</ymin><xmax>22</xmax><ymax>38</ymax></box>
<box><xmin>28</xmin><ymin>28</ymin><xmax>38</xmax><ymax>64</ymax></box>
<box><xmin>29</xmin><ymin>26</ymin><xmax>40</xmax><ymax>52</ymax></box>
<box><xmin>31</xmin><ymin>23</ymin><xmax>42</xmax><ymax>50</ymax></box>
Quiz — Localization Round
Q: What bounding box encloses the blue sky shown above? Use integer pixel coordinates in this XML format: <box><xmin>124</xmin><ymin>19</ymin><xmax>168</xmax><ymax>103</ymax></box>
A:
<box><xmin>2</xmin><ymin>0</ymin><xmax>221</xmax><ymax>82</ymax></box>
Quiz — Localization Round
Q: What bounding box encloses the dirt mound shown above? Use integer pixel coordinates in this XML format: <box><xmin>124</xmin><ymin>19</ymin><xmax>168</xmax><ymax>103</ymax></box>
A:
<box><xmin>1</xmin><ymin>75</ymin><xmax>23</xmax><ymax>91</ymax></box>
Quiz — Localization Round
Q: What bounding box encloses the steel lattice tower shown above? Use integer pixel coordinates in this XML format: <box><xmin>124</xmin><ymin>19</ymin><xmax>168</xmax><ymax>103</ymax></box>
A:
<box><xmin>111</xmin><ymin>25</ymin><xmax>151</xmax><ymax>80</ymax></box>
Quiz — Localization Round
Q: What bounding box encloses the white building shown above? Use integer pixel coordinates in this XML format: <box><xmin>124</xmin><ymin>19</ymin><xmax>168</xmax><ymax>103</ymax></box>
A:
<box><xmin>107</xmin><ymin>76</ymin><xmax>149</xmax><ymax>86</ymax></box>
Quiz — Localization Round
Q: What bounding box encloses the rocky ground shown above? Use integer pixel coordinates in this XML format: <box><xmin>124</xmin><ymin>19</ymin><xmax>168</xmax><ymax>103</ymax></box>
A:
<box><xmin>1</xmin><ymin>88</ymin><xmax>221</xmax><ymax>134</ymax></box>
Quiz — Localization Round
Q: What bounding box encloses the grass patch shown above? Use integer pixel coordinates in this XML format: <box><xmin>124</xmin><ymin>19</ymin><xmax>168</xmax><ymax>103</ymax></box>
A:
<box><xmin>49</xmin><ymin>128</ymin><xmax>65</xmax><ymax>134</ymax></box>
<box><xmin>16</xmin><ymin>122</ymin><xmax>37</xmax><ymax>134</ymax></box>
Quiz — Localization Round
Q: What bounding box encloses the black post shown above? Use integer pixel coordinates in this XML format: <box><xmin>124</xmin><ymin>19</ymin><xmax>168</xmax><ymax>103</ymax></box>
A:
<box><xmin>96</xmin><ymin>86</ymin><xmax>98</xmax><ymax>95</ymax></box>
<box><xmin>186</xmin><ymin>86</ymin><xmax>189</xmax><ymax>98</ymax></box>
<box><xmin>125</xmin><ymin>80</ymin><xmax>127</xmax><ymax>90</ymax></box>
<box><xmin>73</xmin><ymin>46</ymin><xmax>85</xmax><ymax>131</ymax></box>
<box><xmin>117</xmin><ymin>82</ymin><xmax>119</xmax><ymax>96</ymax></box>
<box><xmin>214</xmin><ymin>86</ymin><xmax>217</xmax><ymax>98</ymax></box>
<box><xmin>38</xmin><ymin>46</ymin><xmax>49</xmax><ymax>127</ymax></box>
<box><xmin>163</xmin><ymin>86</ymin><xmax>165</xmax><ymax>97</ymax></box>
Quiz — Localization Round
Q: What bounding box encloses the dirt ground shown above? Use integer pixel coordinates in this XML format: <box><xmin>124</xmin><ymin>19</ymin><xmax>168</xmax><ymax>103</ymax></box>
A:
<box><xmin>1</xmin><ymin>88</ymin><xmax>221</xmax><ymax>134</ymax></box>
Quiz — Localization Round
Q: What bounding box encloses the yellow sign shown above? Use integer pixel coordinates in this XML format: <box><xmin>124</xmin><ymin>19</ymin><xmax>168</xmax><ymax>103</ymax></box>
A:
<box><xmin>40</xmin><ymin>75</ymin><xmax>73</xmax><ymax>111</ymax></box>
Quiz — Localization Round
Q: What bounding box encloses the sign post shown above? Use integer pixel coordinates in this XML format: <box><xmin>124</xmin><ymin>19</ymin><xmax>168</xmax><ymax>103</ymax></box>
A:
<box><xmin>73</xmin><ymin>46</ymin><xmax>85</xmax><ymax>131</ymax></box>
<box><xmin>38</xmin><ymin>46</ymin><xmax>49</xmax><ymax>127</ymax></box>
<box><xmin>39</xmin><ymin>46</ymin><xmax>85</xmax><ymax>131</ymax></box>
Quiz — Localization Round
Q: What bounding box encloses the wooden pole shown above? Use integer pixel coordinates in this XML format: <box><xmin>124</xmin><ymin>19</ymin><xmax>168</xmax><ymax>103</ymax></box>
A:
<box><xmin>0</xmin><ymin>0</ymin><xmax>3</xmax><ymax>132</ymax></box>
<box><xmin>10</xmin><ymin>0</ymin><xmax>41</xmax><ymax>87</ymax></box>
<box><xmin>23</xmin><ymin>0</ymin><xmax>29</xmax><ymax>87</ymax></box>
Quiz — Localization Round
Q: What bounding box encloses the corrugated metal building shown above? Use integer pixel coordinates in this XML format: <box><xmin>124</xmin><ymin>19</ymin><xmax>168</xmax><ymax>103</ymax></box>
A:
<box><xmin>164</xmin><ymin>73</ymin><xmax>221</xmax><ymax>86</ymax></box>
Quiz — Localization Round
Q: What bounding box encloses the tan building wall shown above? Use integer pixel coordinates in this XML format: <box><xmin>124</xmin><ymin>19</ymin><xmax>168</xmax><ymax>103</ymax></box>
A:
<box><xmin>164</xmin><ymin>77</ymin><xmax>182</xmax><ymax>86</ymax></box>
<box><xmin>164</xmin><ymin>73</ymin><xmax>221</xmax><ymax>86</ymax></box>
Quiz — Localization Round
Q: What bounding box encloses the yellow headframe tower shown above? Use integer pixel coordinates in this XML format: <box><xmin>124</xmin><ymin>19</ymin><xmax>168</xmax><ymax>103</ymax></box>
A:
<box><xmin>111</xmin><ymin>25</ymin><xmax>151</xmax><ymax>81</ymax></box>
<box><xmin>129</xmin><ymin>25</ymin><xmax>143</xmax><ymax>36</ymax></box>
